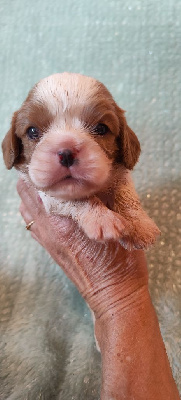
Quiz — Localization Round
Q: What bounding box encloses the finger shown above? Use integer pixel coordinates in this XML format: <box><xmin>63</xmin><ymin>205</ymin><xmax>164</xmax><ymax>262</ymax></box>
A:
<box><xmin>17</xmin><ymin>178</ymin><xmax>31</xmax><ymax>197</ymax></box>
<box><xmin>31</xmin><ymin>231</ymin><xmax>43</xmax><ymax>246</ymax></box>
<box><xmin>19</xmin><ymin>201</ymin><xmax>33</xmax><ymax>225</ymax></box>
<box><xmin>20</xmin><ymin>212</ymin><xmax>35</xmax><ymax>234</ymax></box>
<box><xmin>17</xmin><ymin>179</ymin><xmax>45</xmax><ymax>224</ymax></box>
<box><xmin>17</xmin><ymin>178</ymin><xmax>40</xmax><ymax>208</ymax></box>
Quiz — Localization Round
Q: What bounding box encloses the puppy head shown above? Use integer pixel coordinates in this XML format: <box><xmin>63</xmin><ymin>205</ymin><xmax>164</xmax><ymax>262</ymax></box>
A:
<box><xmin>2</xmin><ymin>73</ymin><xmax>140</xmax><ymax>200</ymax></box>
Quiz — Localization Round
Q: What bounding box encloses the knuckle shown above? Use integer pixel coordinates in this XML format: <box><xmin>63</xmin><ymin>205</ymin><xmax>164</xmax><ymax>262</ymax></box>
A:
<box><xmin>16</xmin><ymin>179</ymin><xmax>22</xmax><ymax>192</ymax></box>
<box><xmin>16</xmin><ymin>179</ymin><xmax>25</xmax><ymax>196</ymax></box>
<box><xmin>17</xmin><ymin>178</ymin><xmax>31</xmax><ymax>197</ymax></box>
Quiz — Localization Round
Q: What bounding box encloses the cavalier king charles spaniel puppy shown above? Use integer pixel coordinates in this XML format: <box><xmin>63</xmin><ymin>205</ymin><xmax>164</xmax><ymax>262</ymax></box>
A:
<box><xmin>2</xmin><ymin>72</ymin><xmax>160</xmax><ymax>249</ymax></box>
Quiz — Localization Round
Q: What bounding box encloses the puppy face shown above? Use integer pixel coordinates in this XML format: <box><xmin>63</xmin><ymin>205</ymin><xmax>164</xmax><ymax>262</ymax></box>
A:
<box><xmin>2</xmin><ymin>73</ymin><xmax>140</xmax><ymax>200</ymax></box>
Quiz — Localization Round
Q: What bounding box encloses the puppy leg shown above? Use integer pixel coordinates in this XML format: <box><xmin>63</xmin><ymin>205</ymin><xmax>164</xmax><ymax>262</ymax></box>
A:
<box><xmin>113</xmin><ymin>178</ymin><xmax>160</xmax><ymax>250</ymax></box>
<box><xmin>39</xmin><ymin>192</ymin><xmax>127</xmax><ymax>241</ymax></box>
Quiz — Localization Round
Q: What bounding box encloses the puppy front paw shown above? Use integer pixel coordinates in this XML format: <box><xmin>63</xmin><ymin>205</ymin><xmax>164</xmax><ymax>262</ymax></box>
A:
<box><xmin>81</xmin><ymin>209</ymin><xmax>126</xmax><ymax>241</ymax></box>
<box><xmin>120</xmin><ymin>216</ymin><xmax>160</xmax><ymax>251</ymax></box>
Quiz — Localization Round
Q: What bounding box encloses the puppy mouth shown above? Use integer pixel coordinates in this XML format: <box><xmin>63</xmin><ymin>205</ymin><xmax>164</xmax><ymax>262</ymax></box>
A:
<box><xmin>47</xmin><ymin>172</ymin><xmax>80</xmax><ymax>190</ymax></box>
<box><xmin>60</xmin><ymin>174</ymin><xmax>78</xmax><ymax>184</ymax></box>
<box><xmin>63</xmin><ymin>174</ymin><xmax>73</xmax><ymax>180</ymax></box>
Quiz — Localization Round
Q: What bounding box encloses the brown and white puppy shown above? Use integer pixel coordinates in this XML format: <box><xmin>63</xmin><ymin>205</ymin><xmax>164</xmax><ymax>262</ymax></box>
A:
<box><xmin>2</xmin><ymin>72</ymin><xmax>160</xmax><ymax>250</ymax></box>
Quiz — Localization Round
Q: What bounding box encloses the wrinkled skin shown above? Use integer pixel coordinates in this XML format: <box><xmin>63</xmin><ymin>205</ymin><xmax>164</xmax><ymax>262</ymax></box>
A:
<box><xmin>17</xmin><ymin>178</ymin><xmax>179</xmax><ymax>400</ymax></box>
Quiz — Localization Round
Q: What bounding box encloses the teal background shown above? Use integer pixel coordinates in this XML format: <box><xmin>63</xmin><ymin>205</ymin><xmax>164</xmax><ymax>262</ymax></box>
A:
<box><xmin>0</xmin><ymin>1</ymin><xmax>181</xmax><ymax>398</ymax></box>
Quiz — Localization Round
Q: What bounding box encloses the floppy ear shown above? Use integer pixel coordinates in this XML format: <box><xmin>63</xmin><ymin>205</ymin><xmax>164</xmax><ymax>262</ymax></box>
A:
<box><xmin>2</xmin><ymin>111</ymin><xmax>21</xmax><ymax>169</ymax></box>
<box><xmin>116</xmin><ymin>107</ymin><xmax>141</xmax><ymax>170</ymax></box>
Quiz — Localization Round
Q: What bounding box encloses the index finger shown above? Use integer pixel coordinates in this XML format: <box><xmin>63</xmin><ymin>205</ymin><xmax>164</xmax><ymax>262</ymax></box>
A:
<box><xmin>17</xmin><ymin>178</ymin><xmax>41</xmax><ymax>206</ymax></box>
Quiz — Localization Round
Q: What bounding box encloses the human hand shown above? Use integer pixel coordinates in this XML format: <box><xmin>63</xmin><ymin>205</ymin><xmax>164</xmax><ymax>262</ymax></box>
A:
<box><xmin>17</xmin><ymin>178</ymin><xmax>179</xmax><ymax>400</ymax></box>
<box><xmin>17</xmin><ymin>178</ymin><xmax>148</xmax><ymax>318</ymax></box>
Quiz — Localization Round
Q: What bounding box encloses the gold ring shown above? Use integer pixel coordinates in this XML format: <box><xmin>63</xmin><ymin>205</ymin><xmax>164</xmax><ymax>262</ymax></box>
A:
<box><xmin>26</xmin><ymin>220</ymin><xmax>35</xmax><ymax>230</ymax></box>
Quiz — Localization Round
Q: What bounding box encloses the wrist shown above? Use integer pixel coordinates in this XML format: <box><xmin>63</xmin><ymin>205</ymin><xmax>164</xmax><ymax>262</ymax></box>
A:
<box><xmin>84</xmin><ymin>248</ymin><xmax>148</xmax><ymax>319</ymax></box>
<box><xmin>94</xmin><ymin>282</ymin><xmax>150</xmax><ymax>351</ymax></box>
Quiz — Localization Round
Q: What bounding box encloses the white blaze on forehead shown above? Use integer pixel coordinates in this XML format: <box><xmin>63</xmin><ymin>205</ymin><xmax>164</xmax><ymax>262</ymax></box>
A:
<box><xmin>32</xmin><ymin>72</ymin><xmax>98</xmax><ymax>116</ymax></box>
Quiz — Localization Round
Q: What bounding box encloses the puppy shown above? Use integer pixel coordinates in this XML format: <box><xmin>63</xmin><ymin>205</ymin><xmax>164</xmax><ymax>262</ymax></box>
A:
<box><xmin>2</xmin><ymin>72</ymin><xmax>160</xmax><ymax>250</ymax></box>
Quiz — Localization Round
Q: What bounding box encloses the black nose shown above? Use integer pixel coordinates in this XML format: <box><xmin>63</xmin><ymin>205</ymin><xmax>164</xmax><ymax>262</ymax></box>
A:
<box><xmin>58</xmin><ymin>150</ymin><xmax>75</xmax><ymax>168</ymax></box>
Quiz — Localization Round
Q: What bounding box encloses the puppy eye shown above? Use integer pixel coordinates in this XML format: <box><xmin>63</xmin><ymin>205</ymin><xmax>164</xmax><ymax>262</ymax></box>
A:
<box><xmin>26</xmin><ymin>126</ymin><xmax>40</xmax><ymax>140</ymax></box>
<box><xmin>93</xmin><ymin>123</ymin><xmax>109</xmax><ymax>136</ymax></box>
